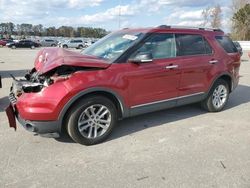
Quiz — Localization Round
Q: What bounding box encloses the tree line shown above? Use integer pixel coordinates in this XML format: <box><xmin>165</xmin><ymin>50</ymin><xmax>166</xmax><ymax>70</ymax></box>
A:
<box><xmin>1</xmin><ymin>1</ymin><xmax>249</xmax><ymax>40</ymax></box>
<box><xmin>201</xmin><ymin>1</ymin><xmax>250</xmax><ymax>40</ymax></box>
<box><xmin>0</xmin><ymin>23</ymin><xmax>108</xmax><ymax>38</ymax></box>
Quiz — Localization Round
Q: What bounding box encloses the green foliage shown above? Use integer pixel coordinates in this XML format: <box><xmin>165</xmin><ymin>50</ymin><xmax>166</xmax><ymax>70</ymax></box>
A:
<box><xmin>0</xmin><ymin>22</ymin><xmax>108</xmax><ymax>38</ymax></box>
<box><xmin>233</xmin><ymin>4</ymin><xmax>250</xmax><ymax>25</ymax></box>
<box><xmin>232</xmin><ymin>4</ymin><xmax>250</xmax><ymax>40</ymax></box>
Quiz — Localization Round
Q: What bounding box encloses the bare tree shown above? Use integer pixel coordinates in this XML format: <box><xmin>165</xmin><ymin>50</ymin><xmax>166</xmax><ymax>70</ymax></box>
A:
<box><xmin>201</xmin><ymin>5</ymin><xmax>222</xmax><ymax>28</ymax></box>
<box><xmin>201</xmin><ymin>7</ymin><xmax>211</xmax><ymax>27</ymax></box>
<box><xmin>210</xmin><ymin>5</ymin><xmax>222</xmax><ymax>28</ymax></box>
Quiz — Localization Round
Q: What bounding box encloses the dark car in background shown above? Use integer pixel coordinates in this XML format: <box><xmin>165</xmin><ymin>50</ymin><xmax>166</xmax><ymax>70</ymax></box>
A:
<box><xmin>233</xmin><ymin>41</ymin><xmax>243</xmax><ymax>56</ymax></box>
<box><xmin>7</xmin><ymin>40</ymin><xmax>41</xmax><ymax>49</ymax></box>
<box><xmin>40</xmin><ymin>39</ymin><xmax>58</xmax><ymax>47</ymax></box>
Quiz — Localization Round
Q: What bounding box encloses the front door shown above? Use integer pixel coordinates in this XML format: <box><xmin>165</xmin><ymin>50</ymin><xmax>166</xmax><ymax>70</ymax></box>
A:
<box><xmin>126</xmin><ymin>33</ymin><xmax>181</xmax><ymax>115</ymax></box>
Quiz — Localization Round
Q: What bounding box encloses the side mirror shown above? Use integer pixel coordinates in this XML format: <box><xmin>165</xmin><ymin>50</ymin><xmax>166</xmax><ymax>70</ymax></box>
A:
<box><xmin>129</xmin><ymin>52</ymin><xmax>153</xmax><ymax>63</ymax></box>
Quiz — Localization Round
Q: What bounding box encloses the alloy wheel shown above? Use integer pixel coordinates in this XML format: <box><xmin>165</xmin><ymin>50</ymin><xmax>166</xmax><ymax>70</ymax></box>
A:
<box><xmin>212</xmin><ymin>85</ymin><xmax>228</xmax><ymax>109</ymax></box>
<box><xmin>77</xmin><ymin>104</ymin><xmax>112</xmax><ymax>139</ymax></box>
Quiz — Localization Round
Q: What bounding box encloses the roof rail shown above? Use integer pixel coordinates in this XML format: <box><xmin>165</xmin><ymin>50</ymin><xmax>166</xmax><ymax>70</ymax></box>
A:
<box><xmin>158</xmin><ymin>25</ymin><xmax>171</xmax><ymax>29</ymax></box>
<box><xmin>157</xmin><ymin>25</ymin><xmax>224</xmax><ymax>32</ymax></box>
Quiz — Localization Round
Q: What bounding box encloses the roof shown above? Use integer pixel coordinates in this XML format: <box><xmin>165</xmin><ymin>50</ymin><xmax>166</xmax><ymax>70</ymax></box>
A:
<box><xmin>117</xmin><ymin>25</ymin><xmax>224</xmax><ymax>35</ymax></box>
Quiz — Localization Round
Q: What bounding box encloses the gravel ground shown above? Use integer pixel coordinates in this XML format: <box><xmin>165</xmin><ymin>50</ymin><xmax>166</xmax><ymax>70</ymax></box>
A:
<box><xmin>0</xmin><ymin>47</ymin><xmax>250</xmax><ymax>188</ymax></box>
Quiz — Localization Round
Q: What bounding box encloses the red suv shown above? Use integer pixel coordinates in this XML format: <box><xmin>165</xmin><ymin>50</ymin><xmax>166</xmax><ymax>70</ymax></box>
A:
<box><xmin>6</xmin><ymin>26</ymin><xmax>241</xmax><ymax>145</ymax></box>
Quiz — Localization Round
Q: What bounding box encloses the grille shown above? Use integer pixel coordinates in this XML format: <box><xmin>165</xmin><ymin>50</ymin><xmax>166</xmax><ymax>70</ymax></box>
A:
<box><xmin>9</xmin><ymin>92</ymin><xmax>17</xmax><ymax>104</ymax></box>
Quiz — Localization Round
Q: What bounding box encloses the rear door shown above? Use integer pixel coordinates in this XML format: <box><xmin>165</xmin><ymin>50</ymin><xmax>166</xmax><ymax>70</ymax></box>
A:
<box><xmin>45</xmin><ymin>40</ymin><xmax>50</xmax><ymax>46</ymax></box>
<box><xmin>24</xmin><ymin>40</ymin><xmax>31</xmax><ymax>48</ymax></box>
<box><xmin>17</xmin><ymin>40</ymin><xmax>25</xmax><ymax>48</ymax></box>
<box><xmin>69</xmin><ymin>40</ymin><xmax>75</xmax><ymax>48</ymax></box>
<box><xmin>174</xmin><ymin>34</ymin><xmax>214</xmax><ymax>102</ymax></box>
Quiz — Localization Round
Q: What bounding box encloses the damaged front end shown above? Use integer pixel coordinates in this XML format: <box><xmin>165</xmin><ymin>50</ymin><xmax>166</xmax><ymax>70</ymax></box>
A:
<box><xmin>6</xmin><ymin>65</ymin><xmax>96</xmax><ymax>130</ymax></box>
<box><xmin>5</xmin><ymin>47</ymin><xmax>111</xmax><ymax>133</ymax></box>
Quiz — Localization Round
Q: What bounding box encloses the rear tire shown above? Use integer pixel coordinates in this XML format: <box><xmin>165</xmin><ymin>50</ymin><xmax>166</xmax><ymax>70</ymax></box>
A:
<box><xmin>78</xmin><ymin>45</ymin><xmax>83</xmax><ymax>49</ymax></box>
<box><xmin>201</xmin><ymin>79</ymin><xmax>229</xmax><ymax>112</ymax></box>
<box><xmin>63</xmin><ymin>45</ymin><xmax>68</xmax><ymax>48</ymax></box>
<box><xmin>66</xmin><ymin>95</ymin><xmax>118</xmax><ymax>145</ymax></box>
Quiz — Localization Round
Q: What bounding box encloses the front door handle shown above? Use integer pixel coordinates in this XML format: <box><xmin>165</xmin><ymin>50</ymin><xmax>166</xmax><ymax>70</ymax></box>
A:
<box><xmin>166</xmin><ymin>65</ymin><xmax>178</xmax><ymax>69</ymax></box>
<box><xmin>209</xmin><ymin>60</ymin><xmax>218</xmax><ymax>64</ymax></box>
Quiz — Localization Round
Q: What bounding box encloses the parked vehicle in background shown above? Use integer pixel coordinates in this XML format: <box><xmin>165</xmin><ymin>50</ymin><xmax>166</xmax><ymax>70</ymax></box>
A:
<box><xmin>0</xmin><ymin>39</ymin><xmax>13</xmax><ymax>46</ymax></box>
<box><xmin>0</xmin><ymin>40</ymin><xmax>6</xmax><ymax>47</ymax></box>
<box><xmin>84</xmin><ymin>40</ymin><xmax>95</xmax><ymax>47</ymax></box>
<box><xmin>6</xmin><ymin>40</ymin><xmax>41</xmax><ymax>49</ymax></box>
<box><xmin>233</xmin><ymin>41</ymin><xmax>243</xmax><ymax>56</ymax></box>
<box><xmin>40</xmin><ymin>39</ymin><xmax>58</xmax><ymax>47</ymax></box>
<box><xmin>6</xmin><ymin>26</ymin><xmax>241</xmax><ymax>145</ymax></box>
<box><xmin>59</xmin><ymin>39</ymin><xmax>85</xmax><ymax>49</ymax></box>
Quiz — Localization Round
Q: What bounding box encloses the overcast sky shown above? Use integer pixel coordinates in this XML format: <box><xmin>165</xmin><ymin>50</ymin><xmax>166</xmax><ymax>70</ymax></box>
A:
<box><xmin>0</xmin><ymin>0</ymin><xmax>232</xmax><ymax>31</ymax></box>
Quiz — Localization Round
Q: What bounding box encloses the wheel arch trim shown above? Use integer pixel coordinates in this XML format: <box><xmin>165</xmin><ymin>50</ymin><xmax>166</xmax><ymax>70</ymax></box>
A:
<box><xmin>208</xmin><ymin>72</ymin><xmax>233</xmax><ymax>95</ymax></box>
<box><xmin>58</xmin><ymin>87</ymin><xmax>128</xmax><ymax>131</ymax></box>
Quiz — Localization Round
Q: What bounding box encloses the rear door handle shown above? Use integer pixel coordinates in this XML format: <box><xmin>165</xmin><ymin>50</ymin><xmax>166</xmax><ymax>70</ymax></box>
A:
<box><xmin>209</xmin><ymin>60</ymin><xmax>218</xmax><ymax>64</ymax></box>
<box><xmin>166</xmin><ymin>65</ymin><xmax>178</xmax><ymax>69</ymax></box>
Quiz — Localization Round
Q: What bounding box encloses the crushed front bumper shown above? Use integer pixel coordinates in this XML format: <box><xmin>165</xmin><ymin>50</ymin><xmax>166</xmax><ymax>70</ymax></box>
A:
<box><xmin>5</xmin><ymin>79</ymin><xmax>61</xmax><ymax>134</ymax></box>
<box><xmin>5</xmin><ymin>103</ymin><xmax>61</xmax><ymax>134</ymax></box>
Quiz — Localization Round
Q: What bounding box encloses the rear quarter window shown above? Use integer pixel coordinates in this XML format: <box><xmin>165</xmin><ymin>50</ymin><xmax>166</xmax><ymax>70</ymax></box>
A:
<box><xmin>215</xmin><ymin>36</ymin><xmax>238</xmax><ymax>53</ymax></box>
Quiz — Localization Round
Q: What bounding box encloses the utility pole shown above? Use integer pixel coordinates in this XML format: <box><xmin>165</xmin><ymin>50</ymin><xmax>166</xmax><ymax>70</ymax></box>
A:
<box><xmin>118</xmin><ymin>0</ymin><xmax>121</xmax><ymax>29</ymax></box>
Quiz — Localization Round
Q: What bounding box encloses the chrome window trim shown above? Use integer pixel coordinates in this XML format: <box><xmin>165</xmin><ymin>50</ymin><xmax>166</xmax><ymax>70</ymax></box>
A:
<box><xmin>131</xmin><ymin>92</ymin><xmax>205</xmax><ymax>109</ymax></box>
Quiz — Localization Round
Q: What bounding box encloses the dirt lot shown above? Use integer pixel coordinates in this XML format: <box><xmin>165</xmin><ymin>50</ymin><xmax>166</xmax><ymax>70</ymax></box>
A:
<box><xmin>0</xmin><ymin>47</ymin><xmax>250</xmax><ymax>188</ymax></box>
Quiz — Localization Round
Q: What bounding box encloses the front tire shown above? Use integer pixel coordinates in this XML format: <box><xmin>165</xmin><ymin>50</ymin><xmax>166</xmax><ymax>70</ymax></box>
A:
<box><xmin>202</xmin><ymin>79</ymin><xmax>229</xmax><ymax>112</ymax></box>
<box><xmin>66</xmin><ymin>95</ymin><xmax>118</xmax><ymax>145</ymax></box>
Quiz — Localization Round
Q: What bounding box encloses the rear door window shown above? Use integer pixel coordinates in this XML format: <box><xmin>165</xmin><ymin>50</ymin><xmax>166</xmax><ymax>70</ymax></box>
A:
<box><xmin>215</xmin><ymin>36</ymin><xmax>238</xmax><ymax>53</ymax></box>
<box><xmin>175</xmin><ymin>34</ymin><xmax>211</xmax><ymax>56</ymax></box>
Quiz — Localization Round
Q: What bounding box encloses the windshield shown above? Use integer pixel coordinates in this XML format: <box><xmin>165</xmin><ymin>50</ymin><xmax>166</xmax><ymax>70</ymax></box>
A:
<box><xmin>82</xmin><ymin>32</ymin><xmax>145</xmax><ymax>62</ymax></box>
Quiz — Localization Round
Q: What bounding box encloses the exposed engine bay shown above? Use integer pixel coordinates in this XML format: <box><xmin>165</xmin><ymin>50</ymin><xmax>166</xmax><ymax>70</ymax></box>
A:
<box><xmin>9</xmin><ymin>65</ymin><xmax>101</xmax><ymax>104</ymax></box>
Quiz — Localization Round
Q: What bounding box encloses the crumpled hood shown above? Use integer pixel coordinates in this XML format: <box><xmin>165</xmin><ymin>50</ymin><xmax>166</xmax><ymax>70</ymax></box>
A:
<box><xmin>34</xmin><ymin>48</ymin><xmax>110</xmax><ymax>74</ymax></box>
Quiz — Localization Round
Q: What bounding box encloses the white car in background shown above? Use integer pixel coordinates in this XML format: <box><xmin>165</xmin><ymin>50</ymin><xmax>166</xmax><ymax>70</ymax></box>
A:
<box><xmin>40</xmin><ymin>39</ymin><xmax>58</xmax><ymax>47</ymax></box>
<box><xmin>84</xmin><ymin>40</ymin><xmax>95</xmax><ymax>47</ymax></box>
<box><xmin>59</xmin><ymin>39</ymin><xmax>85</xmax><ymax>49</ymax></box>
